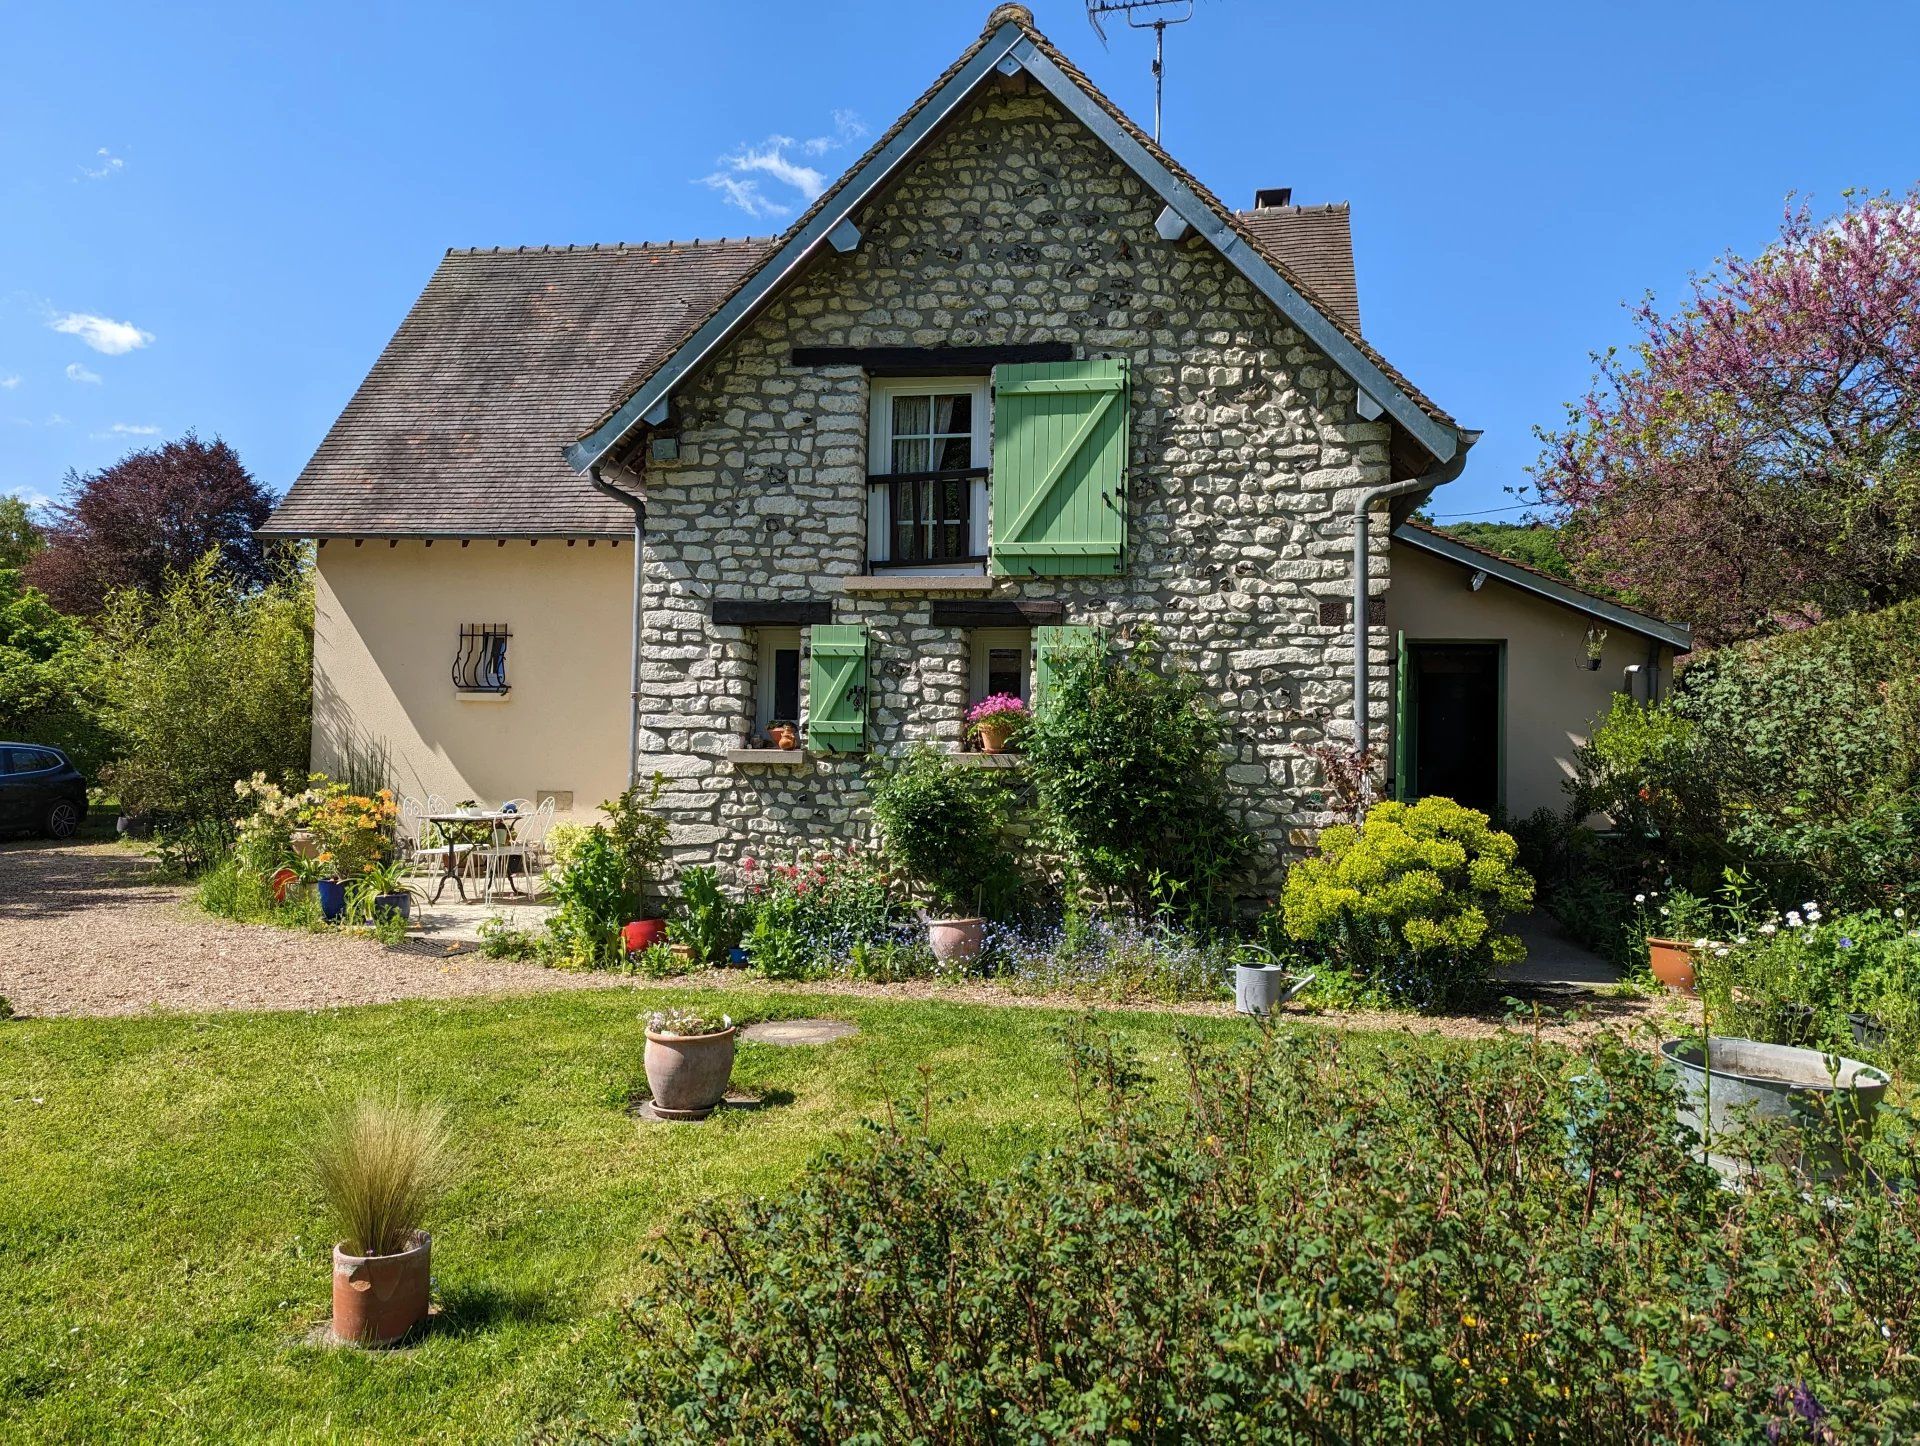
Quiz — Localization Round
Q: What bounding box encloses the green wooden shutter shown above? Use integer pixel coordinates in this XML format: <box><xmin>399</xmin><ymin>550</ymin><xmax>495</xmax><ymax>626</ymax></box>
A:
<box><xmin>806</xmin><ymin>624</ymin><xmax>868</xmax><ymax>754</ymax></box>
<box><xmin>1031</xmin><ymin>625</ymin><xmax>1098</xmax><ymax>715</ymax></box>
<box><xmin>990</xmin><ymin>359</ymin><xmax>1129</xmax><ymax>577</ymax></box>
<box><xmin>1392</xmin><ymin>630</ymin><xmax>1411</xmax><ymax>801</ymax></box>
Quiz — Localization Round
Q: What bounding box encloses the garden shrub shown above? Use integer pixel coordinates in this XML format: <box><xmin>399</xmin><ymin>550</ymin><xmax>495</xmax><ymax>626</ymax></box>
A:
<box><xmin>669</xmin><ymin>865</ymin><xmax>743</xmax><ymax>967</ymax></box>
<box><xmin>542</xmin><ymin>777</ymin><xmax>670</xmax><ymax>968</ymax></box>
<box><xmin>984</xmin><ymin>912</ymin><xmax>1229</xmax><ymax>1003</ymax></box>
<box><xmin>870</xmin><ymin>746</ymin><xmax>1017</xmax><ymax>918</ymax></box>
<box><xmin>1279</xmin><ymin>796</ymin><xmax>1534</xmax><ymax>1009</ymax></box>
<box><xmin>612</xmin><ymin>1024</ymin><xmax>1920</xmax><ymax>1440</ymax></box>
<box><xmin>1021</xmin><ymin>629</ymin><xmax>1255</xmax><ymax>924</ymax></box>
<box><xmin>93</xmin><ymin>553</ymin><xmax>311</xmax><ymax>833</ymax></box>
<box><xmin>1571</xmin><ymin>601</ymin><xmax>1920</xmax><ymax>912</ymax></box>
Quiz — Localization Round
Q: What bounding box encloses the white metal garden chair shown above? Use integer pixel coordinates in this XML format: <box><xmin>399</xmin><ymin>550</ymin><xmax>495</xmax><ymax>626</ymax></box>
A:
<box><xmin>478</xmin><ymin>797</ymin><xmax>535</xmax><ymax>903</ymax></box>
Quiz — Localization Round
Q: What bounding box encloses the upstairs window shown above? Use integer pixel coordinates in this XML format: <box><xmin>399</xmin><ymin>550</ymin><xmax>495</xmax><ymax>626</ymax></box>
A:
<box><xmin>453</xmin><ymin>623</ymin><xmax>510</xmax><ymax>694</ymax></box>
<box><xmin>867</xmin><ymin>378</ymin><xmax>989</xmax><ymax>571</ymax></box>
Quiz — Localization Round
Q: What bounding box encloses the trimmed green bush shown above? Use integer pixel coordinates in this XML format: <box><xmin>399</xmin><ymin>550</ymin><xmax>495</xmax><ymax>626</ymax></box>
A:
<box><xmin>870</xmin><ymin>745</ymin><xmax>1015</xmax><ymax>918</ymax></box>
<box><xmin>1280</xmin><ymin>796</ymin><xmax>1534</xmax><ymax>1009</ymax></box>
<box><xmin>613</xmin><ymin>1024</ymin><xmax>1920</xmax><ymax>1440</ymax></box>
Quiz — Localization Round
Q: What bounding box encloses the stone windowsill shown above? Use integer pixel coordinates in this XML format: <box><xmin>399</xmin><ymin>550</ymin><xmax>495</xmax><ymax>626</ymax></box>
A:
<box><xmin>455</xmin><ymin>690</ymin><xmax>511</xmax><ymax>703</ymax></box>
<box><xmin>836</xmin><ymin>574</ymin><xmax>996</xmax><ymax>595</ymax></box>
<box><xmin>947</xmin><ymin>749</ymin><xmax>1023</xmax><ymax>768</ymax></box>
<box><xmin>725</xmin><ymin>748</ymin><xmax>809</xmax><ymax>767</ymax></box>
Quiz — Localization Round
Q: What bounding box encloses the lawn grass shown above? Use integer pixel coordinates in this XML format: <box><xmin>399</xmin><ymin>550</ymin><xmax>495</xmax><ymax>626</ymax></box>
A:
<box><xmin>0</xmin><ymin>986</ymin><xmax>1329</xmax><ymax>1443</ymax></box>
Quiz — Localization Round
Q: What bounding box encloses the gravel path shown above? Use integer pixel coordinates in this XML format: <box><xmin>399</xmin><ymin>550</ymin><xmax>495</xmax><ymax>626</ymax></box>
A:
<box><xmin>0</xmin><ymin>840</ymin><xmax>636</xmax><ymax>1020</ymax></box>
<box><xmin>0</xmin><ymin>840</ymin><xmax>1691</xmax><ymax>1045</ymax></box>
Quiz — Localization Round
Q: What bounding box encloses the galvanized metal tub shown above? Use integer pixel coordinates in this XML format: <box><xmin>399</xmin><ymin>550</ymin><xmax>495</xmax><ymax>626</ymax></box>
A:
<box><xmin>1660</xmin><ymin>1036</ymin><xmax>1890</xmax><ymax>1185</ymax></box>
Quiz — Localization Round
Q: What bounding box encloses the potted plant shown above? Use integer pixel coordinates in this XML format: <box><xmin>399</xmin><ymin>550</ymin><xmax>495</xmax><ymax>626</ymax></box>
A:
<box><xmin>1582</xmin><ymin>627</ymin><xmax>1607</xmax><ymax>671</ymax></box>
<box><xmin>643</xmin><ymin>1007</ymin><xmax>737</xmax><ymax>1120</ymax></box>
<box><xmin>307</xmin><ymin>789</ymin><xmax>399</xmax><ymax>926</ymax></box>
<box><xmin>311</xmin><ymin>1093</ymin><xmax>451</xmax><ymax>1347</ymax></box>
<box><xmin>351</xmin><ymin>859</ymin><xmax>415</xmax><ymax>925</ymax></box>
<box><xmin>870</xmin><ymin>747</ymin><xmax>1014</xmax><ymax>963</ymax></box>
<box><xmin>965</xmin><ymin>693</ymin><xmax>1029</xmax><ymax>754</ymax></box>
<box><xmin>1644</xmin><ymin>886</ymin><xmax>1714</xmax><ymax>996</ymax></box>
<box><xmin>768</xmin><ymin>722</ymin><xmax>799</xmax><ymax>750</ymax></box>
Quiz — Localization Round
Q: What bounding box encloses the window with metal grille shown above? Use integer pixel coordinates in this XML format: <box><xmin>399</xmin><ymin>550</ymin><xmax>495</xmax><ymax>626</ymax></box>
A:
<box><xmin>866</xmin><ymin>379</ymin><xmax>989</xmax><ymax>569</ymax></box>
<box><xmin>453</xmin><ymin>623</ymin><xmax>511</xmax><ymax>693</ymax></box>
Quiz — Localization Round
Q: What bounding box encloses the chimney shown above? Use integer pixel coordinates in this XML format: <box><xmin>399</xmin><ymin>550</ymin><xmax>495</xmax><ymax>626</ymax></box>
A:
<box><xmin>1252</xmin><ymin>186</ymin><xmax>1293</xmax><ymax>210</ymax></box>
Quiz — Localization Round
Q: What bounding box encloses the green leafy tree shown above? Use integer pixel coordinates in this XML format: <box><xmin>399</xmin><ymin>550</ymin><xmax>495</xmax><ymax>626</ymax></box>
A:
<box><xmin>1021</xmin><ymin>630</ymin><xmax>1255</xmax><ymax>922</ymax></box>
<box><xmin>93</xmin><ymin>553</ymin><xmax>313</xmax><ymax>825</ymax></box>
<box><xmin>0</xmin><ymin>497</ymin><xmax>44</xmax><ymax>571</ymax></box>
<box><xmin>0</xmin><ymin>568</ymin><xmax>108</xmax><ymax>771</ymax></box>
<box><xmin>1438</xmin><ymin>519</ymin><xmax>1582</xmax><ymax>584</ymax></box>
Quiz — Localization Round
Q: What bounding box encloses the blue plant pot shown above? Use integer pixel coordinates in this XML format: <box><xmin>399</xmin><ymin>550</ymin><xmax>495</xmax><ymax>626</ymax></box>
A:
<box><xmin>317</xmin><ymin>878</ymin><xmax>347</xmax><ymax>923</ymax></box>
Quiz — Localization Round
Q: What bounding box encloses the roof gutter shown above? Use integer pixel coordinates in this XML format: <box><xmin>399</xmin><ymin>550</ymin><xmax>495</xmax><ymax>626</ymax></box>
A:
<box><xmin>1352</xmin><ymin>434</ymin><xmax>1477</xmax><ymax>758</ymax></box>
<box><xmin>589</xmin><ymin>466</ymin><xmax>647</xmax><ymax>788</ymax></box>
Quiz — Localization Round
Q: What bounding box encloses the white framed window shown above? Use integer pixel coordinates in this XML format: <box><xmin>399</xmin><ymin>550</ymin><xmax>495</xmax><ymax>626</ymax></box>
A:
<box><xmin>755</xmin><ymin>627</ymin><xmax>803</xmax><ymax>736</ymax></box>
<box><xmin>969</xmin><ymin>627</ymin><xmax>1031</xmax><ymax>705</ymax></box>
<box><xmin>867</xmin><ymin>377</ymin><xmax>990</xmax><ymax>572</ymax></box>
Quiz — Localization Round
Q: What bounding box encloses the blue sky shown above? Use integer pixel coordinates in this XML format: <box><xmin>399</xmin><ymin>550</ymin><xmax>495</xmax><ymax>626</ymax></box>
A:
<box><xmin>4</xmin><ymin>0</ymin><xmax>1917</xmax><ymax>522</ymax></box>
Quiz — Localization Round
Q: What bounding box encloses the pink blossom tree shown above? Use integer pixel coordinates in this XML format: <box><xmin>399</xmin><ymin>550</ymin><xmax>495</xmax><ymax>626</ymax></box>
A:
<box><xmin>1532</xmin><ymin>187</ymin><xmax>1920</xmax><ymax>643</ymax></box>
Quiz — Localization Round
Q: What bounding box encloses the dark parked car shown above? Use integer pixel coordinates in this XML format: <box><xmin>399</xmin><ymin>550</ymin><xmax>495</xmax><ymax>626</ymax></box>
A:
<box><xmin>0</xmin><ymin>743</ymin><xmax>88</xmax><ymax>839</ymax></box>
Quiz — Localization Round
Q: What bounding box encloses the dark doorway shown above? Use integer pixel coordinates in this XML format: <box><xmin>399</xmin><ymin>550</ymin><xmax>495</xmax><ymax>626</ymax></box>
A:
<box><xmin>1406</xmin><ymin>643</ymin><xmax>1503</xmax><ymax>815</ymax></box>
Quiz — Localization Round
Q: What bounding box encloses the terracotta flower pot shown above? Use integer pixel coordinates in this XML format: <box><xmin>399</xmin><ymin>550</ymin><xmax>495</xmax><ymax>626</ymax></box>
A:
<box><xmin>643</xmin><ymin>1026</ymin><xmax>738</xmax><ymax>1120</ymax></box>
<box><xmin>927</xmin><ymin>916</ymin><xmax>986</xmax><ymax>963</ymax></box>
<box><xmin>331</xmin><ymin>1230</ymin><xmax>431</xmax><ymax>1347</ymax></box>
<box><xmin>290</xmin><ymin>829</ymin><xmax>321</xmax><ymax>861</ymax></box>
<box><xmin>668</xmin><ymin>942</ymin><xmax>696</xmax><ymax>967</ymax></box>
<box><xmin>270</xmin><ymin>867</ymin><xmax>299</xmax><ymax>903</ymax></box>
<box><xmin>769</xmin><ymin>724</ymin><xmax>799</xmax><ymax>750</ymax></box>
<box><xmin>975</xmin><ymin>718</ymin><xmax>1016</xmax><ymax>754</ymax></box>
<box><xmin>622</xmin><ymin>918</ymin><xmax>666</xmax><ymax>954</ymax></box>
<box><xmin>1646</xmin><ymin>936</ymin><xmax>1700</xmax><ymax>996</ymax></box>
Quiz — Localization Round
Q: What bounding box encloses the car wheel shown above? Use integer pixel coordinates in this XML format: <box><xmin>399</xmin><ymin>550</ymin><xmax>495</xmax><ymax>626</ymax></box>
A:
<box><xmin>43</xmin><ymin>800</ymin><xmax>80</xmax><ymax>840</ymax></box>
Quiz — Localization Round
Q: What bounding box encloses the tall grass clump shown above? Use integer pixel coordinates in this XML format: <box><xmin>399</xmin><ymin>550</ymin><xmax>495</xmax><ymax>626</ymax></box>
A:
<box><xmin>310</xmin><ymin>1094</ymin><xmax>452</xmax><ymax>1257</ymax></box>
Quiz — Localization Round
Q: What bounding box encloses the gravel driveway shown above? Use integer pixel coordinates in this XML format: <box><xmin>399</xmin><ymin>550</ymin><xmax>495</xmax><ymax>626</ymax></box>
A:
<box><xmin>0</xmin><ymin>840</ymin><xmax>634</xmax><ymax>1020</ymax></box>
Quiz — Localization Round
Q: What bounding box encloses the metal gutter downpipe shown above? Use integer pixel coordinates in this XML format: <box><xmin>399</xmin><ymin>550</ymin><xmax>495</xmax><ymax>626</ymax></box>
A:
<box><xmin>1350</xmin><ymin>438</ymin><xmax>1476</xmax><ymax>756</ymax></box>
<box><xmin>590</xmin><ymin>466</ymin><xmax>647</xmax><ymax>788</ymax></box>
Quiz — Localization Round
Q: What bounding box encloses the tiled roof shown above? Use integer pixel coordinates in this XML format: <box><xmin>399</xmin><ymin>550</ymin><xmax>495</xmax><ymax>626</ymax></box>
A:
<box><xmin>1234</xmin><ymin>204</ymin><xmax>1359</xmax><ymax>332</ymax></box>
<box><xmin>263</xmin><ymin>239</ymin><xmax>773</xmax><ymax>537</ymax></box>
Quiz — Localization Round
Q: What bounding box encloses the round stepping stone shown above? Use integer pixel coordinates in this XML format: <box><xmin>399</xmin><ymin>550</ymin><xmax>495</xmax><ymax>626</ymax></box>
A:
<box><xmin>741</xmin><ymin>1018</ymin><xmax>858</xmax><ymax>1046</ymax></box>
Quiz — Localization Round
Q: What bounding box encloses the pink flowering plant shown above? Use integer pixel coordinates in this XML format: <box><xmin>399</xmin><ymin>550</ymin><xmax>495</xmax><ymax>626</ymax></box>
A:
<box><xmin>965</xmin><ymin>692</ymin><xmax>1029</xmax><ymax>745</ymax></box>
<box><xmin>735</xmin><ymin>843</ymin><xmax>918</xmax><ymax>979</ymax></box>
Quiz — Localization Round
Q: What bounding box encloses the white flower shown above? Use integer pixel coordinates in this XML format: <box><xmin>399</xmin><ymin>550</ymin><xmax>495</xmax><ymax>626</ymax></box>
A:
<box><xmin>1787</xmin><ymin>912</ymin><xmax>1803</xmax><ymax>928</ymax></box>
<box><xmin>1736</xmin><ymin>936</ymin><xmax>1749</xmax><ymax>945</ymax></box>
<box><xmin>1693</xmin><ymin>937</ymin><xmax>1710</xmax><ymax>948</ymax></box>
<box><xmin>1803</xmin><ymin>902</ymin><xmax>1818</xmax><ymax>912</ymax></box>
<box><xmin>1634</xmin><ymin>893</ymin><xmax>1646</xmax><ymax>904</ymax></box>
<box><xmin>1712</xmin><ymin>946</ymin><xmax>1729</xmax><ymax>957</ymax></box>
<box><xmin>1807</xmin><ymin>911</ymin><xmax>1822</xmax><ymax>923</ymax></box>
<box><xmin>1760</xmin><ymin>923</ymin><xmax>1777</xmax><ymax>935</ymax></box>
<box><xmin>1897</xmin><ymin>908</ymin><xmax>1907</xmax><ymax>920</ymax></box>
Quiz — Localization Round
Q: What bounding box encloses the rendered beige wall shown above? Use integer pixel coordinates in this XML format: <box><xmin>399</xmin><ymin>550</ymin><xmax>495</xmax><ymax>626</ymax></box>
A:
<box><xmin>312</xmin><ymin>540</ymin><xmax>631</xmax><ymax>815</ymax></box>
<box><xmin>1386</xmin><ymin>546</ymin><xmax>1676</xmax><ymax>819</ymax></box>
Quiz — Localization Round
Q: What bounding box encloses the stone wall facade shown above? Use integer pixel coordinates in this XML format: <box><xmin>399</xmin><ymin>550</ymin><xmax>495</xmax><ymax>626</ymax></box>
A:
<box><xmin>627</xmin><ymin>84</ymin><xmax>1395</xmax><ymax>891</ymax></box>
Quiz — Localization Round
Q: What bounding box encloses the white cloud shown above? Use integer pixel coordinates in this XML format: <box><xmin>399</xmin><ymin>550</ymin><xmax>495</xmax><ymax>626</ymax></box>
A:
<box><xmin>4</xmin><ymin>487</ymin><xmax>54</xmax><ymax>509</ymax></box>
<box><xmin>110</xmin><ymin>422</ymin><xmax>159</xmax><ymax>435</ymax></box>
<box><xmin>0</xmin><ymin>375</ymin><xmax>18</xmax><ymax>389</ymax></box>
<box><xmin>66</xmin><ymin>362</ymin><xmax>102</xmax><ymax>384</ymax></box>
<box><xmin>50</xmin><ymin>311</ymin><xmax>153</xmax><ymax>355</ymax></box>
<box><xmin>79</xmin><ymin>147</ymin><xmax>125</xmax><ymax>181</ymax></box>
<box><xmin>699</xmin><ymin>110</ymin><xmax>867</xmax><ymax>219</ymax></box>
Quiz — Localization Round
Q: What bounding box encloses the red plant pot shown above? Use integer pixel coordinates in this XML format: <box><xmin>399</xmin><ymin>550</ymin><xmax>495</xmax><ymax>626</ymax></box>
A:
<box><xmin>1647</xmin><ymin>936</ymin><xmax>1700</xmax><ymax>996</ymax></box>
<box><xmin>270</xmin><ymin>867</ymin><xmax>299</xmax><ymax>903</ymax></box>
<box><xmin>623</xmin><ymin>918</ymin><xmax>667</xmax><ymax>954</ymax></box>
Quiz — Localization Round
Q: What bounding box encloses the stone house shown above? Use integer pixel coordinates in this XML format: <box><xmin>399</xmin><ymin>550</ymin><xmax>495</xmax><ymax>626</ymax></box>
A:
<box><xmin>263</xmin><ymin>5</ymin><xmax>1688</xmax><ymax>887</ymax></box>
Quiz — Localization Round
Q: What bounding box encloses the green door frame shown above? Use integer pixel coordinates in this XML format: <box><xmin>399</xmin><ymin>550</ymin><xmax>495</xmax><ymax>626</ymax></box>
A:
<box><xmin>1396</xmin><ymin>638</ymin><xmax>1508</xmax><ymax>817</ymax></box>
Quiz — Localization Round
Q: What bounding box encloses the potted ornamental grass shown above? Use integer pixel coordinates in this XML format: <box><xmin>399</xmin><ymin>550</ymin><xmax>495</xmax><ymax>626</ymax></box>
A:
<box><xmin>870</xmin><ymin>746</ymin><xmax>1015</xmax><ymax>963</ymax></box>
<box><xmin>643</xmin><ymin>1007</ymin><xmax>738</xmax><ymax>1120</ymax></box>
<box><xmin>965</xmin><ymin>693</ymin><xmax>1029</xmax><ymax>754</ymax></box>
<box><xmin>350</xmin><ymin>859</ymin><xmax>415</xmax><ymax>926</ymax></box>
<box><xmin>312</xmin><ymin>1093</ymin><xmax>452</xmax><ymax>1347</ymax></box>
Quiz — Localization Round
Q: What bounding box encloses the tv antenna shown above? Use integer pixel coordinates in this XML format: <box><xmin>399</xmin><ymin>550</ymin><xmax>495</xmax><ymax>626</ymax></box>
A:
<box><xmin>1086</xmin><ymin>0</ymin><xmax>1196</xmax><ymax>143</ymax></box>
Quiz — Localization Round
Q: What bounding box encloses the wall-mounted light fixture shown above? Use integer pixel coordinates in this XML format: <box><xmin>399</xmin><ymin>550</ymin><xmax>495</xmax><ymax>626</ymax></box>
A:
<box><xmin>1468</xmin><ymin>568</ymin><xmax>1488</xmax><ymax>592</ymax></box>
